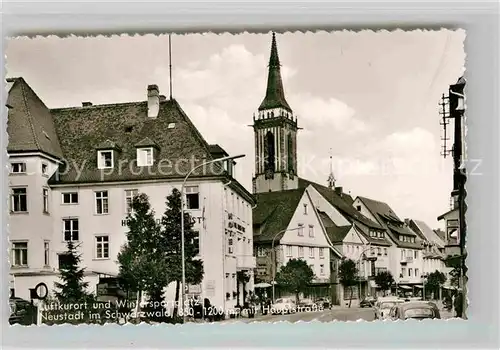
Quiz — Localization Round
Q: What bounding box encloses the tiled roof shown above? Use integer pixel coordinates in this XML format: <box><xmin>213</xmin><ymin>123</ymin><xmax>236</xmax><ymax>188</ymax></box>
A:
<box><xmin>297</xmin><ymin>179</ymin><xmax>393</xmax><ymax>246</ymax></box>
<box><xmin>342</xmin><ymin>193</ymin><xmax>355</xmax><ymax>205</ymax></box>
<box><xmin>411</xmin><ymin>219</ymin><xmax>446</xmax><ymax>248</ymax></box>
<box><xmin>357</xmin><ymin>196</ymin><xmax>424</xmax><ymax>249</ymax></box>
<box><xmin>387</xmin><ymin>222</ymin><xmax>417</xmax><ymax>237</ymax></box>
<box><xmin>317</xmin><ymin>210</ymin><xmax>351</xmax><ymax>243</ymax></box>
<box><xmin>408</xmin><ymin>221</ymin><xmax>427</xmax><ymax>241</ymax></box>
<box><xmin>208</xmin><ymin>144</ymin><xmax>229</xmax><ymax>158</ymax></box>
<box><xmin>437</xmin><ymin>207</ymin><xmax>457</xmax><ymax>221</ymax></box>
<box><xmin>258</xmin><ymin>33</ymin><xmax>292</xmax><ymax>113</ymax></box>
<box><xmin>7</xmin><ymin>78</ymin><xmax>255</xmax><ymax>203</ymax></box>
<box><xmin>253</xmin><ymin>188</ymin><xmax>306</xmax><ymax>242</ymax></box>
<box><xmin>48</xmin><ymin>99</ymin><xmax>226</xmax><ymax>184</ymax></box>
<box><xmin>434</xmin><ymin>229</ymin><xmax>446</xmax><ymax>242</ymax></box>
<box><xmin>96</xmin><ymin>139</ymin><xmax>122</xmax><ymax>151</ymax></box>
<box><xmin>388</xmin><ymin>231</ymin><xmax>423</xmax><ymax>249</ymax></box>
<box><xmin>298</xmin><ymin>178</ymin><xmax>383</xmax><ymax>230</ymax></box>
<box><xmin>6</xmin><ymin>77</ymin><xmax>63</xmax><ymax>159</ymax></box>
<box><xmin>353</xmin><ymin>224</ymin><xmax>392</xmax><ymax>247</ymax></box>
<box><xmin>357</xmin><ymin>196</ymin><xmax>403</xmax><ymax>225</ymax></box>
<box><xmin>135</xmin><ymin>137</ymin><xmax>160</xmax><ymax>149</ymax></box>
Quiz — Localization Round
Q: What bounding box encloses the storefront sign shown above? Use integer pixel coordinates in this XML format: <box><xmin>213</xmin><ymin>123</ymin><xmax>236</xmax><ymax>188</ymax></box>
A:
<box><xmin>188</xmin><ymin>285</ymin><xmax>202</xmax><ymax>294</ymax></box>
<box><xmin>30</xmin><ymin>282</ymin><xmax>48</xmax><ymax>300</ymax></box>
<box><xmin>121</xmin><ymin>216</ymin><xmax>204</xmax><ymax>227</ymax></box>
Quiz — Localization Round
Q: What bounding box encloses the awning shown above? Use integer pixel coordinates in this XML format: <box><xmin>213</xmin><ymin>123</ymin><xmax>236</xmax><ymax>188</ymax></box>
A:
<box><xmin>414</xmin><ymin>285</ymin><xmax>424</xmax><ymax>289</ymax></box>
<box><xmin>254</xmin><ymin>282</ymin><xmax>272</xmax><ymax>288</ymax></box>
<box><xmin>398</xmin><ymin>285</ymin><xmax>412</xmax><ymax>290</ymax></box>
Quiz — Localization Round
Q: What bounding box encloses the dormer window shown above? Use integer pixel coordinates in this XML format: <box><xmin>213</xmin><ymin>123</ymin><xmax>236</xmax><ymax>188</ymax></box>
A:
<box><xmin>96</xmin><ymin>140</ymin><xmax>121</xmax><ymax>170</ymax></box>
<box><xmin>98</xmin><ymin>150</ymin><xmax>113</xmax><ymax>169</ymax></box>
<box><xmin>137</xmin><ymin>147</ymin><xmax>154</xmax><ymax>167</ymax></box>
<box><xmin>134</xmin><ymin>137</ymin><xmax>160</xmax><ymax>167</ymax></box>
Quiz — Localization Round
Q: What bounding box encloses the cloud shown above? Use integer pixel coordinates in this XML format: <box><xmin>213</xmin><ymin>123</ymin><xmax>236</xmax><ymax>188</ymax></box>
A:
<box><xmin>156</xmin><ymin>43</ymin><xmax>301</xmax><ymax>184</ymax></box>
<box><xmin>290</xmin><ymin>93</ymin><xmax>367</xmax><ymax>134</ymax></box>
<box><xmin>156</xmin><ymin>44</ymin><xmax>296</xmax><ymax>106</ymax></box>
<box><xmin>296</xmin><ymin>126</ymin><xmax>453</xmax><ymax>226</ymax></box>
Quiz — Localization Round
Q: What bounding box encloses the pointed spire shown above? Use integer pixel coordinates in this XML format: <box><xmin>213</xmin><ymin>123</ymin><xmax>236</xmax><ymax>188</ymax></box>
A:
<box><xmin>269</xmin><ymin>32</ymin><xmax>280</xmax><ymax>67</ymax></box>
<box><xmin>258</xmin><ymin>32</ymin><xmax>292</xmax><ymax>113</ymax></box>
<box><xmin>327</xmin><ymin>148</ymin><xmax>336</xmax><ymax>189</ymax></box>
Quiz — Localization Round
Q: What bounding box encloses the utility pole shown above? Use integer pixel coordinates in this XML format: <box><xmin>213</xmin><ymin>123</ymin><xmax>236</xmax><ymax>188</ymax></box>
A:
<box><xmin>442</xmin><ymin>76</ymin><xmax>467</xmax><ymax>318</ymax></box>
<box><xmin>450</xmin><ymin>78</ymin><xmax>467</xmax><ymax>319</ymax></box>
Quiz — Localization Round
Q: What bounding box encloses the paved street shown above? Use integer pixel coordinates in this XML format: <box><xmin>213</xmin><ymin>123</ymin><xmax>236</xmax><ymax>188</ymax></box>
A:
<box><xmin>221</xmin><ymin>306</ymin><xmax>376</xmax><ymax>323</ymax></box>
<box><xmin>220</xmin><ymin>304</ymin><xmax>455</xmax><ymax>323</ymax></box>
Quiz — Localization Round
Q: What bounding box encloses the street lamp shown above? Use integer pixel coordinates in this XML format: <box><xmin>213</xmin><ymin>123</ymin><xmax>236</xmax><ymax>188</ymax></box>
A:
<box><xmin>270</xmin><ymin>227</ymin><xmax>303</xmax><ymax>303</ymax></box>
<box><xmin>355</xmin><ymin>244</ymin><xmax>376</xmax><ymax>298</ymax></box>
<box><xmin>180</xmin><ymin>153</ymin><xmax>245</xmax><ymax>323</ymax></box>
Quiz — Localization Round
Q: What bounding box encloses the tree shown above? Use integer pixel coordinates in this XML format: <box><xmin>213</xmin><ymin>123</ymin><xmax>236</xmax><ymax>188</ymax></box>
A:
<box><xmin>54</xmin><ymin>240</ymin><xmax>90</xmax><ymax>303</ymax></box>
<box><xmin>425</xmin><ymin>270</ymin><xmax>447</xmax><ymax>299</ymax></box>
<box><xmin>117</xmin><ymin>193</ymin><xmax>169</xmax><ymax>322</ymax></box>
<box><xmin>374</xmin><ymin>271</ymin><xmax>395</xmax><ymax>296</ymax></box>
<box><xmin>338</xmin><ymin>258</ymin><xmax>358</xmax><ymax>308</ymax></box>
<box><xmin>160</xmin><ymin>188</ymin><xmax>204</xmax><ymax>318</ymax></box>
<box><xmin>275</xmin><ymin>258</ymin><xmax>315</xmax><ymax>304</ymax></box>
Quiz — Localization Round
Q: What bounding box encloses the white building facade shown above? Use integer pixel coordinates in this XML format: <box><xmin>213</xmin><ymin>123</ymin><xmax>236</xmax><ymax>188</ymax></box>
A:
<box><xmin>7</xmin><ymin>77</ymin><xmax>255</xmax><ymax>315</ymax></box>
<box><xmin>276</xmin><ymin>189</ymin><xmax>333</xmax><ymax>282</ymax></box>
<box><xmin>352</xmin><ymin>197</ymin><xmax>425</xmax><ymax>294</ymax></box>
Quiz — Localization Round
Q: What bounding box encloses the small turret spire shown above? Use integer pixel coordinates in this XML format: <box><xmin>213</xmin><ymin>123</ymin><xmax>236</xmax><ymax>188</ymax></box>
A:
<box><xmin>327</xmin><ymin>148</ymin><xmax>336</xmax><ymax>189</ymax></box>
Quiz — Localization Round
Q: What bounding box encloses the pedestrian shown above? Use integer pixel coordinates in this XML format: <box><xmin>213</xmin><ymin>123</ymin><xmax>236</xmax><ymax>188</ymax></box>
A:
<box><xmin>203</xmin><ymin>298</ymin><xmax>213</xmax><ymax>322</ymax></box>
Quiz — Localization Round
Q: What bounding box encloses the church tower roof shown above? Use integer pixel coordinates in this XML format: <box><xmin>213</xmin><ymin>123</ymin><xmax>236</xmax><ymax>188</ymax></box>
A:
<box><xmin>258</xmin><ymin>33</ymin><xmax>292</xmax><ymax>113</ymax></box>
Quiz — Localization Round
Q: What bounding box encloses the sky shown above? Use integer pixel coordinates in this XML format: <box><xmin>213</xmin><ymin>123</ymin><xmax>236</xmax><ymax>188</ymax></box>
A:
<box><xmin>6</xmin><ymin>30</ymin><xmax>466</xmax><ymax>228</ymax></box>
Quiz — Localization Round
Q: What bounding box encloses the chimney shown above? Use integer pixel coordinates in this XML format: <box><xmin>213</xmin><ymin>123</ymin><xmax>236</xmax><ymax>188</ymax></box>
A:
<box><xmin>82</xmin><ymin>102</ymin><xmax>92</xmax><ymax>107</ymax></box>
<box><xmin>404</xmin><ymin>218</ymin><xmax>411</xmax><ymax>227</ymax></box>
<box><xmin>334</xmin><ymin>186</ymin><xmax>343</xmax><ymax>196</ymax></box>
<box><xmin>159</xmin><ymin>95</ymin><xmax>166</xmax><ymax>102</ymax></box>
<box><xmin>147</xmin><ymin>84</ymin><xmax>160</xmax><ymax>118</ymax></box>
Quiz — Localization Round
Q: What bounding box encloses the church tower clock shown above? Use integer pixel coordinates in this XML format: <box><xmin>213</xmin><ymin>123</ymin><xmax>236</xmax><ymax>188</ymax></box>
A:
<box><xmin>253</xmin><ymin>33</ymin><xmax>299</xmax><ymax>193</ymax></box>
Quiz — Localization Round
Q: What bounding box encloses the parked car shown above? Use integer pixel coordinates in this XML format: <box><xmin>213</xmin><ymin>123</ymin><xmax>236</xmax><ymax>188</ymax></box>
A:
<box><xmin>360</xmin><ymin>296</ymin><xmax>376</xmax><ymax>308</ymax></box>
<box><xmin>374</xmin><ymin>297</ymin><xmax>404</xmax><ymax>320</ymax></box>
<box><xmin>315</xmin><ymin>297</ymin><xmax>331</xmax><ymax>309</ymax></box>
<box><xmin>388</xmin><ymin>301</ymin><xmax>441</xmax><ymax>320</ymax></box>
<box><xmin>407</xmin><ymin>296</ymin><xmax>422</xmax><ymax>302</ymax></box>
<box><xmin>271</xmin><ymin>298</ymin><xmax>296</xmax><ymax>314</ymax></box>
<box><xmin>298</xmin><ymin>298</ymin><xmax>316</xmax><ymax>309</ymax></box>
<box><xmin>9</xmin><ymin>297</ymin><xmax>36</xmax><ymax>325</ymax></box>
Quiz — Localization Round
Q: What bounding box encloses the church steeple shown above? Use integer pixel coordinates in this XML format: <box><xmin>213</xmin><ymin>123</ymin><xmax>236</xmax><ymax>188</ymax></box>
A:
<box><xmin>252</xmin><ymin>33</ymin><xmax>298</xmax><ymax>194</ymax></box>
<box><xmin>258</xmin><ymin>32</ymin><xmax>292</xmax><ymax>112</ymax></box>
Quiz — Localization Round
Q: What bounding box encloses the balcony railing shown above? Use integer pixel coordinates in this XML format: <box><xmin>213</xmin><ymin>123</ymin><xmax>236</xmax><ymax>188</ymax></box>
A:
<box><xmin>236</xmin><ymin>255</ymin><xmax>256</xmax><ymax>270</ymax></box>
<box><xmin>400</xmin><ymin>256</ymin><xmax>413</xmax><ymax>264</ymax></box>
